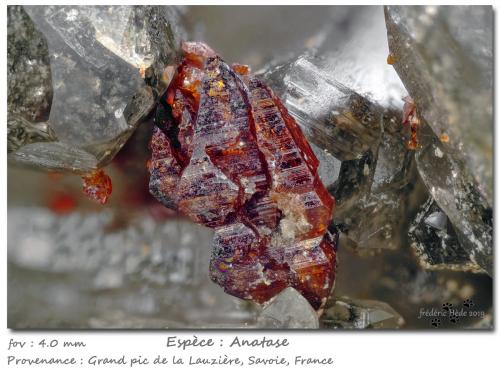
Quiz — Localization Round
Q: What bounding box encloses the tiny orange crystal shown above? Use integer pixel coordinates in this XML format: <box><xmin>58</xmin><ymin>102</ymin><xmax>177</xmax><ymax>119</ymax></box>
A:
<box><xmin>440</xmin><ymin>133</ymin><xmax>450</xmax><ymax>143</ymax></box>
<box><xmin>81</xmin><ymin>169</ymin><xmax>112</xmax><ymax>205</ymax></box>
<box><xmin>231</xmin><ymin>63</ymin><xmax>251</xmax><ymax>75</ymax></box>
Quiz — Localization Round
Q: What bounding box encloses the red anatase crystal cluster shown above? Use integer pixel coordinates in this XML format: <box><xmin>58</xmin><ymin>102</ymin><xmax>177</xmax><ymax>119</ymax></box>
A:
<box><xmin>81</xmin><ymin>169</ymin><xmax>112</xmax><ymax>205</ymax></box>
<box><xmin>148</xmin><ymin>42</ymin><xmax>336</xmax><ymax>310</ymax></box>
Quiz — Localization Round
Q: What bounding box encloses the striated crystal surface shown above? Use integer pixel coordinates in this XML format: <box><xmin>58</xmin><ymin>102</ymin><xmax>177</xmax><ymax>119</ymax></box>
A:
<box><xmin>256</xmin><ymin>288</ymin><xmax>319</xmax><ymax>329</ymax></box>
<box><xmin>262</xmin><ymin>55</ymin><xmax>384</xmax><ymax>162</ymax></box>
<box><xmin>9</xmin><ymin>141</ymin><xmax>99</xmax><ymax>172</ymax></box>
<box><xmin>148</xmin><ymin>42</ymin><xmax>336</xmax><ymax>310</ymax></box>
<box><xmin>321</xmin><ymin>296</ymin><xmax>405</xmax><ymax>329</ymax></box>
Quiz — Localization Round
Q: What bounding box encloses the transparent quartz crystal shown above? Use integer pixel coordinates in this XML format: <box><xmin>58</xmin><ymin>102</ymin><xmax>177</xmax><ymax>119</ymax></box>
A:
<box><xmin>256</xmin><ymin>288</ymin><xmax>319</xmax><ymax>329</ymax></box>
<box><xmin>385</xmin><ymin>6</ymin><xmax>493</xmax><ymax>205</ymax></box>
<box><xmin>8</xmin><ymin>6</ymin><xmax>184</xmax><ymax>173</ymax></box>
<box><xmin>385</xmin><ymin>6</ymin><xmax>493</xmax><ymax>275</ymax></box>
<box><xmin>413</xmin><ymin>125</ymin><xmax>492</xmax><ymax>275</ymax></box>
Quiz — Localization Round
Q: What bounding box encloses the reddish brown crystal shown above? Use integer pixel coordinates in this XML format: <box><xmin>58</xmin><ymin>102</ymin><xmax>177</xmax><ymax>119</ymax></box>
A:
<box><xmin>82</xmin><ymin>169</ymin><xmax>112</xmax><ymax>205</ymax></box>
<box><xmin>402</xmin><ymin>96</ymin><xmax>419</xmax><ymax>150</ymax></box>
<box><xmin>148</xmin><ymin>42</ymin><xmax>336</xmax><ymax>310</ymax></box>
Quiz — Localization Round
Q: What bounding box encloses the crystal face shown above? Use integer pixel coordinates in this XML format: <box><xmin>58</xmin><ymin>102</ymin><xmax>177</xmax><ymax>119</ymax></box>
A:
<box><xmin>148</xmin><ymin>42</ymin><xmax>336</xmax><ymax>309</ymax></box>
<box><xmin>8</xmin><ymin>5</ymin><xmax>184</xmax><ymax>173</ymax></box>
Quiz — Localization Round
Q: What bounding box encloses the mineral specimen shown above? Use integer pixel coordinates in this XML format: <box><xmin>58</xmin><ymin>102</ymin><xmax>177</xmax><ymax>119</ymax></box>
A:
<box><xmin>260</xmin><ymin>6</ymin><xmax>407</xmax><ymax>161</ymax></box>
<box><xmin>148</xmin><ymin>42</ymin><xmax>336</xmax><ymax>310</ymax></box>
<box><xmin>414</xmin><ymin>122</ymin><xmax>492</xmax><ymax>275</ymax></box>
<box><xmin>81</xmin><ymin>169</ymin><xmax>113</xmax><ymax>205</ymax></box>
<box><xmin>7</xmin><ymin>5</ymin><xmax>494</xmax><ymax>331</ymax></box>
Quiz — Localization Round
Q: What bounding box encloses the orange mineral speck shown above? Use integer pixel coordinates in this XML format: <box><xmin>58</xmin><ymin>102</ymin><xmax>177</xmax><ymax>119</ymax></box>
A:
<box><xmin>407</xmin><ymin>139</ymin><xmax>418</xmax><ymax>150</ymax></box>
<box><xmin>81</xmin><ymin>169</ymin><xmax>112</xmax><ymax>205</ymax></box>
<box><xmin>440</xmin><ymin>133</ymin><xmax>450</xmax><ymax>143</ymax></box>
<box><xmin>387</xmin><ymin>54</ymin><xmax>394</xmax><ymax>65</ymax></box>
<box><xmin>232</xmin><ymin>63</ymin><xmax>250</xmax><ymax>75</ymax></box>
